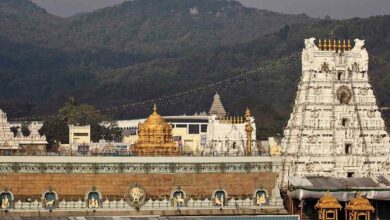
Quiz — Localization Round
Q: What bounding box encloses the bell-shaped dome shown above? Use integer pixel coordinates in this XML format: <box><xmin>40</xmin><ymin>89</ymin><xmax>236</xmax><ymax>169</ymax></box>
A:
<box><xmin>346</xmin><ymin>193</ymin><xmax>375</xmax><ymax>211</ymax></box>
<box><xmin>142</xmin><ymin>104</ymin><xmax>169</xmax><ymax>129</ymax></box>
<box><xmin>315</xmin><ymin>192</ymin><xmax>342</xmax><ymax>209</ymax></box>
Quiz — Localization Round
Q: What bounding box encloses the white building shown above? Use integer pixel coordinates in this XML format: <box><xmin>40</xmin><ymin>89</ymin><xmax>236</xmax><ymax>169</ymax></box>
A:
<box><xmin>280</xmin><ymin>38</ymin><xmax>390</xmax><ymax>187</ymax></box>
<box><xmin>68</xmin><ymin>125</ymin><xmax>91</xmax><ymax>149</ymax></box>
<box><xmin>118</xmin><ymin>93</ymin><xmax>256</xmax><ymax>155</ymax></box>
<box><xmin>0</xmin><ymin>110</ymin><xmax>47</xmax><ymax>153</ymax></box>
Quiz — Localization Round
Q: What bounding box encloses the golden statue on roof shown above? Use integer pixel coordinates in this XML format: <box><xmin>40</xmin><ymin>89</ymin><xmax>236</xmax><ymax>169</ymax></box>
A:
<box><xmin>132</xmin><ymin>104</ymin><xmax>179</xmax><ymax>156</ymax></box>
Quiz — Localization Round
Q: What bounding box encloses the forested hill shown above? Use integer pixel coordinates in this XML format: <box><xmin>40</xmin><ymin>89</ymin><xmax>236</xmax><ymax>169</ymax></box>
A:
<box><xmin>1</xmin><ymin>0</ymin><xmax>390</xmax><ymax>138</ymax></box>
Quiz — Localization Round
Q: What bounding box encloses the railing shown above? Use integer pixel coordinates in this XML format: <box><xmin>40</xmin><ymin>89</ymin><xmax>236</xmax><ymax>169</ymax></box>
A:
<box><xmin>0</xmin><ymin>151</ymin><xmax>268</xmax><ymax>157</ymax></box>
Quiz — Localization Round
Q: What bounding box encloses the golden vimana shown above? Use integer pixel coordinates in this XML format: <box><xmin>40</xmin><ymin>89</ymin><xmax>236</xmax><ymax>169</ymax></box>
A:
<box><xmin>317</xmin><ymin>39</ymin><xmax>352</xmax><ymax>51</ymax></box>
<box><xmin>132</xmin><ymin>104</ymin><xmax>179</xmax><ymax>156</ymax></box>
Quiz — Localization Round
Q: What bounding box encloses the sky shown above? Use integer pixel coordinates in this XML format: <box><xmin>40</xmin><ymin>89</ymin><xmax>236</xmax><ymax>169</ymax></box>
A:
<box><xmin>31</xmin><ymin>0</ymin><xmax>390</xmax><ymax>19</ymax></box>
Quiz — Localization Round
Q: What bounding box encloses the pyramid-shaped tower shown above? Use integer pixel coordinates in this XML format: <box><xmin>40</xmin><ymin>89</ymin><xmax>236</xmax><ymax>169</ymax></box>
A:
<box><xmin>280</xmin><ymin>38</ymin><xmax>390</xmax><ymax>186</ymax></box>
<box><xmin>208</xmin><ymin>92</ymin><xmax>227</xmax><ymax>118</ymax></box>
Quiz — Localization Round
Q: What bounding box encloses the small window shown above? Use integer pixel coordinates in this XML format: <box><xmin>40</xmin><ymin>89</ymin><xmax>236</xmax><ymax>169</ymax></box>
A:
<box><xmin>347</xmin><ymin>172</ymin><xmax>355</xmax><ymax>178</ymax></box>
<box><xmin>74</xmin><ymin>133</ymin><xmax>89</xmax><ymax>136</ymax></box>
<box><xmin>188</xmin><ymin>124</ymin><xmax>199</xmax><ymax>134</ymax></box>
<box><xmin>326</xmin><ymin>211</ymin><xmax>335</xmax><ymax>219</ymax></box>
<box><xmin>358</xmin><ymin>215</ymin><xmax>367</xmax><ymax>220</ymax></box>
<box><xmin>201</xmin><ymin>124</ymin><xmax>207</xmax><ymax>133</ymax></box>
<box><xmin>342</xmin><ymin>118</ymin><xmax>349</xmax><ymax>127</ymax></box>
<box><xmin>176</xmin><ymin>124</ymin><xmax>187</xmax><ymax>128</ymax></box>
<box><xmin>338</xmin><ymin>72</ymin><xmax>343</xmax><ymax>80</ymax></box>
<box><xmin>345</xmin><ymin>144</ymin><xmax>352</xmax><ymax>155</ymax></box>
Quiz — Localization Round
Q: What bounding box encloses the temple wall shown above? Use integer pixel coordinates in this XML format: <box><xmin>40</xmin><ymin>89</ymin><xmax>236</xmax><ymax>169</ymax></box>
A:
<box><xmin>0</xmin><ymin>172</ymin><xmax>276</xmax><ymax>199</ymax></box>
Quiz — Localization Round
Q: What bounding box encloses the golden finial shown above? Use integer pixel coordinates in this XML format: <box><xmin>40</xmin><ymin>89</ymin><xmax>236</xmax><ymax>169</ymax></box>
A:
<box><xmin>338</xmin><ymin>40</ymin><xmax>342</xmax><ymax>51</ymax></box>
<box><xmin>333</xmin><ymin>39</ymin><xmax>336</xmax><ymax>51</ymax></box>
<box><xmin>153</xmin><ymin>104</ymin><xmax>157</xmax><ymax>113</ymax></box>
<box><xmin>343</xmin><ymin>39</ymin><xmax>346</xmax><ymax>51</ymax></box>
<box><xmin>318</xmin><ymin>39</ymin><xmax>322</xmax><ymax>50</ymax></box>
<box><xmin>347</xmin><ymin>39</ymin><xmax>352</xmax><ymax>50</ymax></box>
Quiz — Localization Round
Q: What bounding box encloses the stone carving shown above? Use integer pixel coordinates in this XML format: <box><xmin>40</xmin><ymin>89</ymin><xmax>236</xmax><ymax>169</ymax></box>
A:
<box><xmin>213</xmin><ymin>190</ymin><xmax>226</xmax><ymax>207</ymax></box>
<box><xmin>172</xmin><ymin>191</ymin><xmax>185</xmax><ymax>207</ymax></box>
<box><xmin>88</xmin><ymin>197</ymin><xmax>99</xmax><ymax>208</ymax></box>
<box><xmin>352</xmin><ymin>39</ymin><xmax>365</xmax><ymax>51</ymax></box>
<box><xmin>126</xmin><ymin>184</ymin><xmax>146</xmax><ymax>208</ymax></box>
<box><xmin>1</xmin><ymin>195</ymin><xmax>10</xmax><ymax>209</ymax></box>
<box><xmin>304</xmin><ymin>38</ymin><xmax>316</xmax><ymax>49</ymax></box>
<box><xmin>336</xmin><ymin>86</ymin><xmax>352</xmax><ymax>104</ymax></box>
<box><xmin>255</xmin><ymin>191</ymin><xmax>267</xmax><ymax>206</ymax></box>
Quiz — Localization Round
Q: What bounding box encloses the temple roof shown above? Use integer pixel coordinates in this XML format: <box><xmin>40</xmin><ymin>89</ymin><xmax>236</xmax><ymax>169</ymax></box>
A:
<box><xmin>141</xmin><ymin>104</ymin><xmax>169</xmax><ymax>130</ymax></box>
<box><xmin>315</xmin><ymin>192</ymin><xmax>342</xmax><ymax>209</ymax></box>
<box><xmin>208</xmin><ymin>92</ymin><xmax>226</xmax><ymax>118</ymax></box>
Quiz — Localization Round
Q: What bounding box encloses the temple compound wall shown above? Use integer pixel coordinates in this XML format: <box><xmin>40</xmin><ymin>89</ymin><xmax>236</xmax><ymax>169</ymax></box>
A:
<box><xmin>0</xmin><ymin>156</ymin><xmax>284</xmax><ymax>216</ymax></box>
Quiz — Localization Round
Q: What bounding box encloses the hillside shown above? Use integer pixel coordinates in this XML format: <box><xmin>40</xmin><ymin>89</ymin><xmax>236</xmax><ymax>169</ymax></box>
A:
<box><xmin>1</xmin><ymin>0</ymin><xmax>390</xmax><ymax>138</ymax></box>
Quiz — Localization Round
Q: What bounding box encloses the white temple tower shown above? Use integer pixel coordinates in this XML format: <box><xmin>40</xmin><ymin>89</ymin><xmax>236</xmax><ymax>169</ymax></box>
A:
<box><xmin>280</xmin><ymin>38</ymin><xmax>390</xmax><ymax>187</ymax></box>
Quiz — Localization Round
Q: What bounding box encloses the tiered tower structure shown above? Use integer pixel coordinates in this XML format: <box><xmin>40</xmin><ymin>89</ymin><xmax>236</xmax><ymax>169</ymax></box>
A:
<box><xmin>133</xmin><ymin>105</ymin><xmax>179</xmax><ymax>156</ymax></box>
<box><xmin>208</xmin><ymin>92</ymin><xmax>227</xmax><ymax>118</ymax></box>
<box><xmin>280</xmin><ymin>38</ymin><xmax>390</xmax><ymax>186</ymax></box>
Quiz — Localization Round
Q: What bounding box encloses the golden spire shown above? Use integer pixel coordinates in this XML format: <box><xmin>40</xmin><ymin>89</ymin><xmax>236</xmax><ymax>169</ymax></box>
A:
<box><xmin>245</xmin><ymin>108</ymin><xmax>253</xmax><ymax>156</ymax></box>
<box><xmin>333</xmin><ymin>39</ymin><xmax>336</xmax><ymax>51</ymax></box>
<box><xmin>318</xmin><ymin>39</ymin><xmax>322</xmax><ymax>50</ymax></box>
<box><xmin>347</xmin><ymin>39</ymin><xmax>352</xmax><ymax>50</ymax></box>
<box><xmin>153</xmin><ymin>104</ymin><xmax>157</xmax><ymax>113</ymax></box>
<box><xmin>338</xmin><ymin>40</ymin><xmax>342</xmax><ymax>51</ymax></box>
<box><xmin>343</xmin><ymin>39</ymin><xmax>346</xmax><ymax>51</ymax></box>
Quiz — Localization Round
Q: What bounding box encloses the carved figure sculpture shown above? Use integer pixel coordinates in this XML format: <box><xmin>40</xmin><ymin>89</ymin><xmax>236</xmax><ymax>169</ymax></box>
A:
<box><xmin>130</xmin><ymin>187</ymin><xmax>144</xmax><ymax>203</ymax></box>
<box><xmin>215</xmin><ymin>194</ymin><xmax>224</xmax><ymax>206</ymax></box>
<box><xmin>46</xmin><ymin>199</ymin><xmax>54</xmax><ymax>208</ymax></box>
<box><xmin>174</xmin><ymin>193</ymin><xmax>185</xmax><ymax>207</ymax></box>
<box><xmin>88</xmin><ymin>197</ymin><xmax>99</xmax><ymax>208</ymax></box>
<box><xmin>256</xmin><ymin>193</ymin><xmax>266</xmax><ymax>206</ymax></box>
<box><xmin>1</xmin><ymin>196</ymin><xmax>9</xmax><ymax>209</ymax></box>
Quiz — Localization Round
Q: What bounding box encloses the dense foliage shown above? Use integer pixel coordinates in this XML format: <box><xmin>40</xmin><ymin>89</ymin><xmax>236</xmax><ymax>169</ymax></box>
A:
<box><xmin>1</xmin><ymin>0</ymin><xmax>390</xmax><ymax>139</ymax></box>
<box><xmin>39</xmin><ymin>98</ymin><xmax>122</xmax><ymax>148</ymax></box>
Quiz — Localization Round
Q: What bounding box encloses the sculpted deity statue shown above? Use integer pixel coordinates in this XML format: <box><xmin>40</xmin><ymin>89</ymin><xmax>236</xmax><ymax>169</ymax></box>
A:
<box><xmin>46</xmin><ymin>199</ymin><xmax>54</xmax><ymax>208</ymax></box>
<box><xmin>1</xmin><ymin>196</ymin><xmax>9</xmax><ymax>209</ymax></box>
<box><xmin>88</xmin><ymin>197</ymin><xmax>99</xmax><ymax>208</ymax></box>
<box><xmin>173</xmin><ymin>193</ymin><xmax>185</xmax><ymax>207</ymax></box>
<box><xmin>215</xmin><ymin>194</ymin><xmax>224</xmax><ymax>207</ymax></box>
<box><xmin>256</xmin><ymin>193</ymin><xmax>266</xmax><ymax>206</ymax></box>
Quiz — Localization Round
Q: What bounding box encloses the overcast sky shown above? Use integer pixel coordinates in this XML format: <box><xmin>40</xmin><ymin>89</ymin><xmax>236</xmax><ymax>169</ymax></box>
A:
<box><xmin>31</xmin><ymin>0</ymin><xmax>390</xmax><ymax>19</ymax></box>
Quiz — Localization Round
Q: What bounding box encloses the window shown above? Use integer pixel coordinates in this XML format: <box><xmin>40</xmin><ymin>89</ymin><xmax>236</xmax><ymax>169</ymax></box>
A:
<box><xmin>176</xmin><ymin>124</ymin><xmax>187</xmax><ymax>128</ymax></box>
<box><xmin>188</xmin><ymin>124</ymin><xmax>199</xmax><ymax>134</ymax></box>
<box><xmin>347</xmin><ymin>172</ymin><xmax>355</xmax><ymax>178</ymax></box>
<box><xmin>345</xmin><ymin>143</ymin><xmax>352</xmax><ymax>155</ymax></box>
<box><xmin>342</xmin><ymin>118</ymin><xmax>349</xmax><ymax>127</ymax></box>
<box><xmin>201</xmin><ymin>124</ymin><xmax>207</xmax><ymax>133</ymax></box>
<box><xmin>338</xmin><ymin>72</ymin><xmax>343</xmax><ymax>80</ymax></box>
<box><xmin>326</xmin><ymin>211</ymin><xmax>335</xmax><ymax>219</ymax></box>
<box><xmin>74</xmin><ymin>133</ymin><xmax>89</xmax><ymax>136</ymax></box>
<box><xmin>358</xmin><ymin>215</ymin><xmax>367</xmax><ymax>220</ymax></box>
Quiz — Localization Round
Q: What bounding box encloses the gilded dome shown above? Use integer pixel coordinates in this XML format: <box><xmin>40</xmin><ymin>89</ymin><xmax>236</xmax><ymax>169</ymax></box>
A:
<box><xmin>142</xmin><ymin>105</ymin><xmax>169</xmax><ymax>129</ymax></box>
<box><xmin>132</xmin><ymin>104</ymin><xmax>178</xmax><ymax>156</ymax></box>
<box><xmin>346</xmin><ymin>193</ymin><xmax>375</xmax><ymax>211</ymax></box>
<box><xmin>315</xmin><ymin>192</ymin><xmax>342</xmax><ymax>209</ymax></box>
